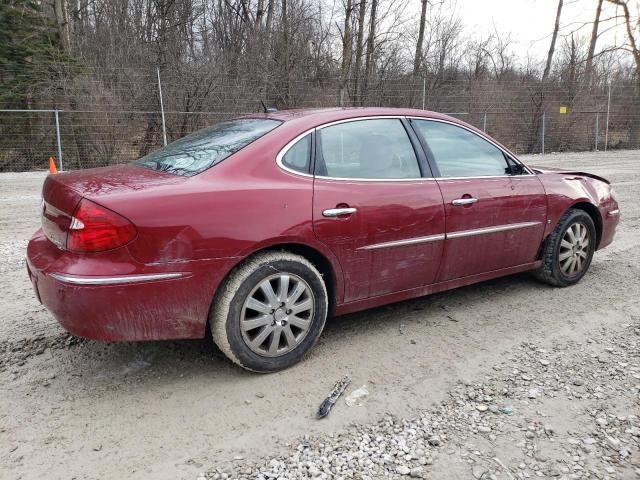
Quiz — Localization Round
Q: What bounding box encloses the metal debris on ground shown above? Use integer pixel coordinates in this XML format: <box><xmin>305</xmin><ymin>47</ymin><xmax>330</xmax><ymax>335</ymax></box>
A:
<box><xmin>316</xmin><ymin>375</ymin><xmax>351</xmax><ymax>419</ymax></box>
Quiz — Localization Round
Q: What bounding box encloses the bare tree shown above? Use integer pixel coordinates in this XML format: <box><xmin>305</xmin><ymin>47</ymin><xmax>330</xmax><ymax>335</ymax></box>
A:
<box><xmin>362</xmin><ymin>0</ymin><xmax>378</xmax><ymax>102</ymax></box>
<box><xmin>353</xmin><ymin>0</ymin><xmax>367</xmax><ymax>105</ymax></box>
<box><xmin>413</xmin><ymin>0</ymin><xmax>428</xmax><ymax>76</ymax></box>
<box><xmin>339</xmin><ymin>0</ymin><xmax>354</xmax><ymax>106</ymax></box>
<box><xmin>606</xmin><ymin>0</ymin><xmax>640</xmax><ymax>144</ymax></box>
<box><xmin>585</xmin><ymin>0</ymin><xmax>604</xmax><ymax>85</ymax></box>
<box><xmin>543</xmin><ymin>0</ymin><xmax>564</xmax><ymax>81</ymax></box>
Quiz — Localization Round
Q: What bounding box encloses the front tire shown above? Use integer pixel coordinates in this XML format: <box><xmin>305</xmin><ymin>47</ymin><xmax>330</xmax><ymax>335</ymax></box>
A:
<box><xmin>534</xmin><ymin>208</ymin><xmax>596</xmax><ymax>287</ymax></box>
<box><xmin>210</xmin><ymin>251</ymin><xmax>328</xmax><ymax>372</ymax></box>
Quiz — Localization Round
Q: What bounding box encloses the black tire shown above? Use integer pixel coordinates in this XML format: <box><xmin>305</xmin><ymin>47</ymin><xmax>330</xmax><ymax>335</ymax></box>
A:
<box><xmin>210</xmin><ymin>251</ymin><xmax>328</xmax><ymax>372</ymax></box>
<box><xmin>534</xmin><ymin>208</ymin><xmax>597</xmax><ymax>287</ymax></box>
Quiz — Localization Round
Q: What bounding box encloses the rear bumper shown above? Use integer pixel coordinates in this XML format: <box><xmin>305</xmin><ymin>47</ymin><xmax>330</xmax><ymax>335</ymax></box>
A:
<box><xmin>26</xmin><ymin>229</ymin><xmax>239</xmax><ymax>341</ymax></box>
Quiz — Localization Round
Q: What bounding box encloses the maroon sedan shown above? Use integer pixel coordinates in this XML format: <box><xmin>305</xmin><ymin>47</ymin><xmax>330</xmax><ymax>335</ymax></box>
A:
<box><xmin>26</xmin><ymin>108</ymin><xmax>619</xmax><ymax>372</ymax></box>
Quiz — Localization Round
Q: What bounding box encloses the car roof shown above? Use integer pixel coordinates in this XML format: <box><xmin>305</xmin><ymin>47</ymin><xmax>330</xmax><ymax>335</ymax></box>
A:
<box><xmin>240</xmin><ymin>107</ymin><xmax>461</xmax><ymax>127</ymax></box>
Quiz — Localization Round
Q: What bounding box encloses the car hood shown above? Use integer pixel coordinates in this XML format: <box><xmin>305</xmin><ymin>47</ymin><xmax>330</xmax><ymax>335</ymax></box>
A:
<box><xmin>531</xmin><ymin>166</ymin><xmax>610</xmax><ymax>184</ymax></box>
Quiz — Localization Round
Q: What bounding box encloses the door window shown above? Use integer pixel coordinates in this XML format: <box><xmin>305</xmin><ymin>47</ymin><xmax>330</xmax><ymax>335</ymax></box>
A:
<box><xmin>317</xmin><ymin>119</ymin><xmax>421</xmax><ymax>179</ymax></box>
<box><xmin>413</xmin><ymin>120</ymin><xmax>509</xmax><ymax>178</ymax></box>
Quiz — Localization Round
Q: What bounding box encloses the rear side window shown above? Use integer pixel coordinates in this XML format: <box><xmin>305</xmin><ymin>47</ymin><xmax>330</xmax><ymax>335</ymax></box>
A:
<box><xmin>317</xmin><ymin>119</ymin><xmax>421</xmax><ymax>179</ymax></box>
<box><xmin>136</xmin><ymin>118</ymin><xmax>281</xmax><ymax>176</ymax></box>
<box><xmin>412</xmin><ymin>120</ymin><xmax>508</xmax><ymax>178</ymax></box>
<box><xmin>281</xmin><ymin>134</ymin><xmax>311</xmax><ymax>173</ymax></box>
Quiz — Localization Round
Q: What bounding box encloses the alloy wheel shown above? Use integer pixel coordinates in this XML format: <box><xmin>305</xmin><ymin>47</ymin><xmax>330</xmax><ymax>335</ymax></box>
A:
<box><xmin>558</xmin><ymin>222</ymin><xmax>591</xmax><ymax>277</ymax></box>
<box><xmin>240</xmin><ymin>273</ymin><xmax>315</xmax><ymax>357</ymax></box>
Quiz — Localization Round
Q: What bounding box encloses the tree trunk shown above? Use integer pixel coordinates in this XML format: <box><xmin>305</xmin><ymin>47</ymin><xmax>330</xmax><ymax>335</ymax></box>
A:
<box><xmin>265</xmin><ymin>0</ymin><xmax>275</xmax><ymax>32</ymax></box>
<box><xmin>282</xmin><ymin>0</ymin><xmax>290</xmax><ymax>106</ymax></box>
<box><xmin>339</xmin><ymin>0</ymin><xmax>353</xmax><ymax>107</ymax></box>
<box><xmin>353</xmin><ymin>0</ymin><xmax>367</xmax><ymax>106</ymax></box>
<box><xmin>606</xmin><ymin>0</ymin><xmax>640</xmax><ymax>146</ymax></box>
<box><xmin>53</xmin><ymin>0</ymin><xmax>71</xmax><ymax>51</ymax></box>
<box><xmin>362</xmin><ymin>0</ymin><xmax>378</xmax><ymax>104</ymax></box>
<box><xmin>584</xmin><ymin>0</ymin><xmax>604</xmax><ymax>86</ymax></box>
<box><xmin>256</xmin><ymin>0</ymin><xmax>265</xmax><ymax>27</ymax></box>
<box><xmin>543</xmin><ymin>0</ymin><xmax>563</xmax><ymax>81</ymax></box>
<box><xmin>413</xmin><ymin>0</ymin><xmax>428</xmax><ymax>76</ymax></box>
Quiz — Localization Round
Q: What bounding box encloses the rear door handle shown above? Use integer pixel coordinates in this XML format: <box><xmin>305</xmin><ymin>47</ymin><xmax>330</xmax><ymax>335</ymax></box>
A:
<box><xmin>323</xmin><ymin>207</ymin><xmax>357</xmax><ymax>217</ymax></box>
<box><xmin>452</xmin><ymin>198</ymin><xmax>477</xmax><ymax>206</ymax></box>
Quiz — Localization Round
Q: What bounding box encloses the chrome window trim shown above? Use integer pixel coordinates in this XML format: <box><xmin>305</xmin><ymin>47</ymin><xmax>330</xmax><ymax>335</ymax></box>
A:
<box><xmin>276</xmin><ymin>116</ymin><xmax>431</xmax><ymax>182</ymax></box>
<box><xmin>275</xmin><ymin>130</ymin><xmax>315</xmax><ymax>178</ymax></box>
<box><xmin>276</xmin><ymin>114</ymin><xmax>534</xmax><ymax>182</ymax></box>
<box><xmin>49</xmin><ymin>272</ymin><xmax>186</xmax><ymax>285</ymax></box>
<box><xmin>406</xmin><ymin>116</ymin><xmax>534</xmax><ymax>177</ymax></box>
<box><xmin>358</xmin><ymin>233</ymin><xmax>445</xmax><ymax>251</ymax></box>
<box><xmin>447</xmin><ymin>221</ymin><xmax>542</xmax><ymax>240</ymax></box>
<box><xmin>437</xmin><ymin>174</ymin><xmax>534</xmax><ymax>181</ymax></box>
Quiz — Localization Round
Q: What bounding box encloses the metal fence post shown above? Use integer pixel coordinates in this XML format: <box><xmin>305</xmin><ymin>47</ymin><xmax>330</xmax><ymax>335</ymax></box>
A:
<box><xmin>541</xmin><ymin>111</ymin><xmax>545</xmax><ymax>155</ymax></box>
<box><xmin>421</xmin><ymin>77</ymin><xmax>426</xmax><ymax>110</ymax></box>
<box><xmin>157</xmin><ymin>67</ymin><xmax>168</xmax><ymax>147</ymax></box>
<box><xmin>604</xmin><ymin>81</ymin><xmax>611</xmax><ymax>151</ymax></box>
<box><xmin>594</xmin><ymin>112</ymin><xmax>600</xmax><ymax>151</ymax></box>
<box><xmin>54</xmin><ymin>109</ymin><xmax>63</xmax><ymax>171</ymax></box>
<box><xmin>483</xmin><ymin>112</ymin><xmax>487</xmax><ymax>132</ymax></box>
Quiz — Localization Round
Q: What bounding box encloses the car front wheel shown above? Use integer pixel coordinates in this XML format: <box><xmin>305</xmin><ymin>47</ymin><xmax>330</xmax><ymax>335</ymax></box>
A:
<box><xmin>534</xmin><ymin>208</ymin><xmax>597</xmax><ymax>287</ymax></box>
<box><xmin>210</xmin><ymin>251</ymin><xmax>328</xmax><ymax>372</ymax></box>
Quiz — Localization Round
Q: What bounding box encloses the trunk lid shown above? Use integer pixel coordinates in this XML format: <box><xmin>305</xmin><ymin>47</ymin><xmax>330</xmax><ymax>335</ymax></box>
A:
<box><xmin>41</xmin><ymin>164</ymin><xmax>185</xmax><ymax>249</ymax></box>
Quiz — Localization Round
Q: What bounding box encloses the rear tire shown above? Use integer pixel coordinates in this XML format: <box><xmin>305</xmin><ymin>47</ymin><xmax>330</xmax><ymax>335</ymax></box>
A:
<box><xmin>210</xmin><ymin>251</ymin><xmax>328</xmax><ymax>372</ymax></box>
<box><xmin>534</xmin><ymin>208</ymin><xmax>596</xmax><ymax>287</ymax></box>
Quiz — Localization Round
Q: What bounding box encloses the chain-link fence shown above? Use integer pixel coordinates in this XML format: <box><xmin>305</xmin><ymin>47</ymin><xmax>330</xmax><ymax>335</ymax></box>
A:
<box><xmin>1</xmin><ymin>69</ymin><xmax>638</xmax><ymax>172</ymax></box>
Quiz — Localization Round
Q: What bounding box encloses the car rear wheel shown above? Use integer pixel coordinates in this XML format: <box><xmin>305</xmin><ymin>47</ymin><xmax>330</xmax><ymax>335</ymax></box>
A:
<box><xmin>210</xmin><ymin>251</ymin><xmax>328</xmax><ymax>372</ymax></box>
<box><xmin>534</xmin><ymin>208</ymin><xmax>596</xmax><ymax>287</ymax></box>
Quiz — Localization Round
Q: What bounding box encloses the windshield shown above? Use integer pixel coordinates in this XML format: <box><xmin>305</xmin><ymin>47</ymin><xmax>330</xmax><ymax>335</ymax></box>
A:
<box><xmin>135</xmin><ymin>118</ymin><xmax>281</xmax><ymax>176</ymax></box>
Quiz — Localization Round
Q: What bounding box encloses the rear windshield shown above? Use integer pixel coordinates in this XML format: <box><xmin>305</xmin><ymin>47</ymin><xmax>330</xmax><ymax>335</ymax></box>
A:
<box><xmin>135</xmin><ymin>118</ymin><xmax>281</xmax><ymax>176</ymax></box>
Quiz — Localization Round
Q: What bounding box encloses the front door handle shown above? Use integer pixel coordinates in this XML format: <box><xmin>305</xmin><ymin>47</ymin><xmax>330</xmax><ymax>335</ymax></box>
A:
<box><xmin>452</xmin><ymin>198</ymin><xmax>478</xmax><ymax>206</ymax></box>
<box><xmin>323</xmin><ymin>207</ymin><xmax>357</xmax><ymax>217</ymax></box>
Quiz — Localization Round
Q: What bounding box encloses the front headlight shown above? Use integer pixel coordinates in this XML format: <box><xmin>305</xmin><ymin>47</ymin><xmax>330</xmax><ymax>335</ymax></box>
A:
<box><xmin>609</xmin><ymin>187</ymin><xmax>617</xmax><ymax>201</ymax></box>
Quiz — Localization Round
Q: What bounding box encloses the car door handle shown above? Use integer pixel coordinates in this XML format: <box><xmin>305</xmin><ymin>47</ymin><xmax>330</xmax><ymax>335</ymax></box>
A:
<box><xmin>452</xmin><ymin>198</ymin><xmax>478</xmax><ymax>206</ymax></box>
<box><xmin>323</xmin><ymin>207</ymin><xmax>357</xmax><ymax>217</ymax></box>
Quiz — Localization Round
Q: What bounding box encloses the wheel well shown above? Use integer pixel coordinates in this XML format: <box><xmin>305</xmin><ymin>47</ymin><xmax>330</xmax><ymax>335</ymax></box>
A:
<box><xmin>256</xmin><ymin>243</ymin><xmax>337</xmax><ymax>315</ymax></box>
<box><xmin>571</xmin><ymin>202</ymin><xmax>603</xmax><ymax>248</ymax></box>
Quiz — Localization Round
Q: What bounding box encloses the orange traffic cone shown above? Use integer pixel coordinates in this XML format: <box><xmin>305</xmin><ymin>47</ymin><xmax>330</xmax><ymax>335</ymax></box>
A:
<box><xmin>48</xmin><ymin>157</ymin><xmax>58</xmax><ymax>174</ymax></box>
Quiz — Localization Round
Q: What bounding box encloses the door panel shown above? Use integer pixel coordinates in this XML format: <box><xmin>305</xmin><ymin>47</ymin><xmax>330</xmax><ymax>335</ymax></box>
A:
<box><xmin>436</xmin><ymin>177</ymin><xmax>513</xmax><ymax>281</ymax></box>
<box><xmin>313</xmin><ymin>179</ymin><xmax>445</xmax><ymax>302</ymax></box>
<box><xmin>503</xmin><ymin>176</ymin><xmax>547</xmax><ymax>264</ymax></box>
<box><xmin>436</xmin><ymin>176</ymin><xmax>547</xmax><ymax>281</ymax></box>
<box><xmin>410</xmin><ymin>118</ymin><xmax>547</xmax><ymax>281</ymax></box>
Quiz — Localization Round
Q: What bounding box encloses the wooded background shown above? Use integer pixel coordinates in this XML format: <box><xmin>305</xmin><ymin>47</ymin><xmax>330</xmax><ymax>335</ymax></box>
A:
<box><xmin>1</xmin><ymin>0</ymin><xmax>639</xmax><ymax>171</ymax></box>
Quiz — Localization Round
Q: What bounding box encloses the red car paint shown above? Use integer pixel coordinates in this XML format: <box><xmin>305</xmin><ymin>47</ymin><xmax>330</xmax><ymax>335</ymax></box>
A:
<box><xmin>26</xmin><ymin>108</ymin><xmax>619</xmax><ymax>341</ymax></box>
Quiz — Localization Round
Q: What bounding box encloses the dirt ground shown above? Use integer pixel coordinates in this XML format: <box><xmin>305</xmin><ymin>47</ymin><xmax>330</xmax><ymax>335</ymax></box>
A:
<box><xmin>0</xmin><ymin>150</ymin><xmax>638</xmax><ymax>480</ymax></box>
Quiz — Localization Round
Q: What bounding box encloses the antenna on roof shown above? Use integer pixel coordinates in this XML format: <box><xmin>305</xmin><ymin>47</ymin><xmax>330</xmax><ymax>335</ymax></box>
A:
<box><xmin>260</xmin><ymin>100</ymin><xmax>278</xmax><ymax>113</ymax></box>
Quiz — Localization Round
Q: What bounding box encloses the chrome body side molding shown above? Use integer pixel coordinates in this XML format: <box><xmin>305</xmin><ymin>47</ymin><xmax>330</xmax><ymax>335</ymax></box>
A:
<box><xmin>358</xmin><ymin>234</ymin><xmax>446</xmax><ymax>251</ymax></box>
<box><xmin>49</xmin><ymin>272</ymin><xmax>186</xmax><ymax>285</ymax></box>
<box><xmin>358</xmin><ymin>222</ymin><xmax>542</xmax><ymax>250</ymax></box>
<box><xmin>446</xmin><ymin>221</ymin><xmax>542</xmax><ymax>239</ymax></box>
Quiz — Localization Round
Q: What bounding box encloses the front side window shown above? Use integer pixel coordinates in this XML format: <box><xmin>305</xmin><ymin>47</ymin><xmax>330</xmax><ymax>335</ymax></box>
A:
<box><xmin>281</xmin><ymin>134</ymin><xmax>311</xmax><ymax>173</ymax></box>
<box><xmin>317</xmin><ymin>119</ymin><xmax>421</xmax><ymax>179</ymax></box>
<box><xmin>136</xmin><ymin>118</ymin><xmax>281</xmax><ymax>176</ymax></box>
<box><xmin>413</xmin><ymin>120</ymin><xmax>508</xmax><ymax>178</ymax></box>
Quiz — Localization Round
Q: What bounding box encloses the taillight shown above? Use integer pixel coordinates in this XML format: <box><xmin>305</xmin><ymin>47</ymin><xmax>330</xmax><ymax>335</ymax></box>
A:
<box><xmin>67</xmin><ymin>199</ymin><xmax>137</xmax><ymax>252</ymax></box>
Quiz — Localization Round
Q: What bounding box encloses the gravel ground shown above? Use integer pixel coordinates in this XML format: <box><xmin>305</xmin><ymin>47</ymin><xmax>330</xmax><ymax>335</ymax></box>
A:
<box><xmin>0</xmin><ymin>150</ymin><xmax>638</xmax><ymax>480</ymax></box>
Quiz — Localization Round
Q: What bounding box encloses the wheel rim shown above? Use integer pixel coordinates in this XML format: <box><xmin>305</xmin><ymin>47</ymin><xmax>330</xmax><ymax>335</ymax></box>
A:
<box><xmin>558</xmin><ymin>221</ymin><xmax>591</xmax><ymax>277</ymax></box>
<box><xmin>240</xmin><ymin>273</ymin><xmax>315</xmax><ymax>357</ymax></box>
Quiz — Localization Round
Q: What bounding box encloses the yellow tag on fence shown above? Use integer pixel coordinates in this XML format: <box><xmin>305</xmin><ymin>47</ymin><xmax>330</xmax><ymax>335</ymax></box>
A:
<box><xmin>559</xmin><ymin>106</ymin><xmax>568</xmax><ymax>114</ymax></box>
